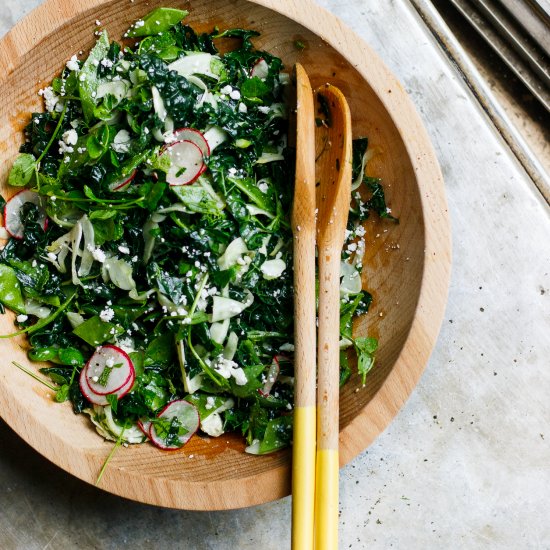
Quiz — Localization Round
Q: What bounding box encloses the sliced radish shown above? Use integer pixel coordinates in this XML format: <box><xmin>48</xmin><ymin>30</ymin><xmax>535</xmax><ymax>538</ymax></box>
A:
<box><xmin>258</xmin><ymin>355</ymin><xmax>282</xmax><ymax>397</ymax></box>
<box><xmin>171</xmin><ymin>128</ymin><xmax>210</xmax><ymax>157</ymax></box>
<box><xmin>108</xmin><ymin>169</ymin><xmax>137</xmax><ymax>192</ymax></box>
<box><xmin>79</xmin><ymin>345</ymin><xmax>136</xmax><ymax>406</ymax></box>
<box><xmin>84</xmin><ymin>345</ymin><xmax>134</xmax><ymax>396</ymax></box>
<box><xmin>79</xmin><ymin>371</ymin><xmax>108</xmax><ymax>406</ymax></box>
<box><xmin>163</xmin><ymin>140</ymin><xmax>206</xmax><ymax>186</ymax></box>
<box><xmin>4</xmin><ymin>189</ymin><xmax>47</xmax><ymax>239</ymax></box>
<box><xmin>251</xmin><ymin>58</ymin><xmax>269</xmax><ymax>80</ymax></box>
<box><xmin>79</xmin><ymin>365</ymin><xmax>135</xmax><ymax>406</ymax></box>
<box><xmin>137</xmin><ymin>419</ymin><xmax>152</xmax><ymax>438</ymax></box>
<box><xmin>149</xmin><ymin>399</ymin><xmax>200</xmax><ymax>450</ymax></box>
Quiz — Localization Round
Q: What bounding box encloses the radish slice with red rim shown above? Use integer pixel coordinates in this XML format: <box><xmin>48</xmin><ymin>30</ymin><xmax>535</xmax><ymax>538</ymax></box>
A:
<box><xmin>163</xmin><ymin>140</ymin><xmax>206</xmax><ymax>186</ymax></box>
<box><xmin>149</xmin><ymin>399</ymin><xmax>200</xmax><ymax>450</ymax></box>
<box><xmin>258</xmin><ymin>355</ymin><xmax>282</xmax><ymax>397</ymax></box>
<box><xmin>251</xmin><ymin>58</ymin><xmax>269</xmax><ymax>80</ymax></box>
<box><xmin>79</xmin><ymin>371</ymin><xmax>108</xmax><ymax>406</ymax></box>
<box><xmin>171</xmin><ymin>127</ymin><xmax>210</xmax><ymax>157</ymax></box>
<box><xmin>108</xmin><ymin>169</ymin><xmax>137</xmax><ymax>192</ymax></box>
<box><xmin>84</xmin><ymin>345</ymin><xmax>134</xmax><ymax>396</ymax></box>
<box><xmin>113</xmin><ymin>369</ymin><xmax>135</xmax><ymax>400</ymax></box>
<box><xmin>137</xmin><ymin>419</ymin><xmax>152</xmax><ymax>438</ymax></box>
<box><xmin>4</xmin><ymin>189</ymin><xmax>47</xmax><ymax>239</ymax></box>
<box><xmin>79</xmin><ymin>361</ymin><xmax>135</xmax><ymax>406</ymax></box>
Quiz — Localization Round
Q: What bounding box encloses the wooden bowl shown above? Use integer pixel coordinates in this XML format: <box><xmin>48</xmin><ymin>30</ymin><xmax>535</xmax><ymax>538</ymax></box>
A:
<box><xmin>0</xmin><ymin>0</ymin><xmax>451</xmax><ymax>510</ymax></box>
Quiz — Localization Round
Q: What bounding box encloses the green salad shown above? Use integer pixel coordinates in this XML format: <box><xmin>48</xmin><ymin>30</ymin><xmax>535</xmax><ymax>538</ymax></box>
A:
<box><xmin>0</xmin><ymin>8</ymin><xmax>394</xmax><ymax>454</ymax></box>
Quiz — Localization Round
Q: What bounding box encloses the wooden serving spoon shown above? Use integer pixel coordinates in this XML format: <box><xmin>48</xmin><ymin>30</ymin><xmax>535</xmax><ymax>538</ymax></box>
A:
<box><xmin>290</xmin><ymin>63</ymin><xmax>317</xmax><ymax>550</ymax></box>
<box><xmin>313</xmin><ymin>83</ymin><xmax>352</xmax><ymax>550</ymax></box>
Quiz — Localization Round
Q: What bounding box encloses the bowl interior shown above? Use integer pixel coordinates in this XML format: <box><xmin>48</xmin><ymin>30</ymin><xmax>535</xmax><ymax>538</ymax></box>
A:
<box><xmin>0</xmin><ymin>0</ymin><xmax>435</xmax><ymax>510</ymax></box>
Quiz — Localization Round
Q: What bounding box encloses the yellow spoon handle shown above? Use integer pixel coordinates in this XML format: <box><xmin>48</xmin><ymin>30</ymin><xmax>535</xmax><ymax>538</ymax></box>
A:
<box><xmin>315</xmin><ymin>449</ymin><xmax>339</xmax><ymax>550</ymax></box>
<box><xmin>315</xmin><ymin>250</ymin><xmax>342</xmax><ymax>550</ymax></box>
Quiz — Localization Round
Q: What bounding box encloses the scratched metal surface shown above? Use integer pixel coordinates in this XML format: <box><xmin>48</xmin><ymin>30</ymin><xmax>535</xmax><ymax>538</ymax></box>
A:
<box><xmin>1</xmin><ymin>1</ymin><xmax>549</xmax><ymax>548</ymax></box>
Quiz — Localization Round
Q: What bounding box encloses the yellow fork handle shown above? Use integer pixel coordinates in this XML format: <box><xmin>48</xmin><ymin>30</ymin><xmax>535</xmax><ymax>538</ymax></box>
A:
<box><xmin>292</xmin><ymin>406</ymin><xmax>316</xmax><ymax>549</ymax></box>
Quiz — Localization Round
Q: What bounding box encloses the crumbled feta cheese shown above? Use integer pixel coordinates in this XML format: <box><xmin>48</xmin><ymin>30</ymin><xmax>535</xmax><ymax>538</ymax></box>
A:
<box><xmin>87</xmin><ymin>244</ymin><xmax>106</xmax><ymax>263</ymax></box>
<box><xmin>99</xmin><ymin>307</ymin><xmax>115</xmax><ymax>322</ymax></box>
<box><xmin>232</xmin><ymin>367</ymin><xmax>247</xmax><ymax>386</ymax></box>
<box><xmin>38</xmin><ymin>87</ymin><xmax>60</xmax><ymax>112</ymax></box>
<box><xmin>220</xmin><ymin>85</ymin><xmax>233</xmax><ymax>95</ymax></box>
<box><xmin>205</xmin><ymin>396</ymin><xmax>215</xmax><ymax>410</ymax></box>
<box><xmin>257</xmin><ymin>105</ymin><xmax>270</xmax><ymax>114</ymax></box>
<box><xmin>16</xmin><ymin>314</ymin><xmax>28</xmax><ymax>323</ymax></box>
<box><xmin>100</xmin><ymin>58</ymin><xmax>114</xmax><ymax>69</ymax></box>
<box><xmin>201</xmin><ymin>413</ymin><xmax>224</xmax><ymax>437</ymax></box>
<box><xmin>58</xmin><ymin>141</ymin><xmax>74</xmax><ymax>155</ymax></box>
<box><xmin>229</xmin><ymin>89</ymin><xmax>241</xmax><ymax>100</ymax></box>
<box><xmin>238</xmin><ymin>102</ymin><xmax>248</xmax><ymax>113</ymax></box>
<box><xmin>66</xmin><ymin>55</ymin><xmax>80</xmax><ymax>71</ymax></box>
<box><xmin>118</xmin><ymin>245</ymin><xmax>130</xmax><ymax>255</ymax></box>
<box><xmin>258</xmin><ymin>181</ymin><xmax>269</xmax><ymax>193</ymax></box>
<box><xmin>62</xmin><ymin>129</ymin><xmax>78</xmax><ymax>146</ymax></box>
<box><xmin>211</xmin><ymin>356</ymin><xmax>247</xmax><ymax>385</ymax></box>
<box><xmin>95</xmin><ymin>19</ymin><xmax>102</xmax><ymax>26</ymax></box>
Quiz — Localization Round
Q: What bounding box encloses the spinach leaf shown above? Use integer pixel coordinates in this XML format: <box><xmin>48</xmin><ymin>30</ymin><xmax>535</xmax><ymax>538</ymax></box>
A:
<box><xmin>127</xmin><ymin>8</ymin><xmax>188</xmax><ymax>38</ymax></box>
<box><xmin>8</xmin><ymin>154</ymin><xmax>37</xmax><ymax>187</ymax></box>
<box><xmin>0</xmin><ymin>265</ymin><xmax>26</xmax><ymax>314</ymax></box>
<box><xmin>72</xmin><ymin>315</ymin><xmax>124</xmax><ymax>346</ymax></box>
<box><xmin>257</xmin><ymin>415</ymin><xmax>293</xmax><ymax>454</ymax></box>
<box><xmin>79</xmin><ymin>31</ymin><xmax>111</xmax><ymax>124</ymax></box>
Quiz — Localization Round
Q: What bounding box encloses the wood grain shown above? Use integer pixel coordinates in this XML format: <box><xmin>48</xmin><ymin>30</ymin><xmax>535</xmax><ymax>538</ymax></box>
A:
<box><xmin>291</xmin><ymin>63</ymin><xmax>317</xmax><ymax>550</ymax></box>
<box><xmin>0</xmin><ymin>0</ymin><xmax>451</xmax><ymax>510</ymax></box>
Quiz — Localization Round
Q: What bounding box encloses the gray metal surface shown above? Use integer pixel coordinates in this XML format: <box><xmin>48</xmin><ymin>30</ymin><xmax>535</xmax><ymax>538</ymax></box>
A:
<box><xmin>498</xmin><ymin>0</ymin><xmax>550</xmax><ymax>54</ymax></box>
<box><xmin>412</xmin><ymin>0</ymin><xmax>550</xmax><ymax>202</ymax></box>
<box><xmin>2</xmin><ymin>1</ymin><xmax>550</xmax><ymax>548</ymax></box>
<box><xmin>448</xmin><ymin>0</ymin><xmax>550</xmax><ymax>110</ymax></box>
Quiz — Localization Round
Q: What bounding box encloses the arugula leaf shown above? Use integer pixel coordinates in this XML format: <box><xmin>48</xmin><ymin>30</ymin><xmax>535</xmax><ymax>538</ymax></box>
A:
<box><xmin>354</xmin><ymin>336</ymin><xmax>378</xmax><ymax>383</ymax></box>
